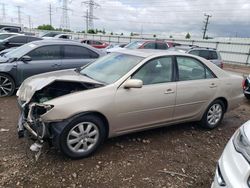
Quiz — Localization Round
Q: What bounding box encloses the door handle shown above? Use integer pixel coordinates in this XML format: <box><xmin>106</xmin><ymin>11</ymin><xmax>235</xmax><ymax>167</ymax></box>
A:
<box><xmin>209</xmin><ymin>83</ymin><xmax>217</xmax><ymax>88</ymax></box>
<box><xmin>164</xmin><ymin>89</ymin><xmax>175</xmax><ymax>94</ymax></box>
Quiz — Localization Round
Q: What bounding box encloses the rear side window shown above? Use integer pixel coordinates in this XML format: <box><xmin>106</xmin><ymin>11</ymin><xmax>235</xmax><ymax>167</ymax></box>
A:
<box><xmin>209</xmin><ymin>51</ymin><xmax>218</xmax><ymax>60</ymax></box>
<box><xmin>27</xmin><ymin>45</ymin><xmax>61</xmax><ymax>60</ymax></box>
<box><xmin>143</xmin><ymin>42</ymin><xmax>156</xmax><ymax>49</ymax></box>
<box><xmin>64</xmin><ymin>45</ymin><xmax>99</xmax><ymax>59</ymax></box>
<box><xmin>189</xmin><ymin>50</ymin><xmax>199</xmax><ymax>56</ymax></box>
<box><xmin>156</xmin><ymin>42</ymin><xmax>168</xmax><ymax>49</ymax></box>
<box><xmin>177</xmin><ymin>56</ymin><xmax>215</xmax><ymax>81</ymax></box>
<box><xmin>8</xmin><ymin>36</ymin><xmax>27</xmax><ymax>43</ymax></box>
<box><xmin>27</xmin><ymin>37</ymin><xmax>41</xmax><ymax>42</ymax></box>
<box><xmin>92</xmin><ymin>41</ymin><xmax>102</xmax><ymax>45</ymax></box>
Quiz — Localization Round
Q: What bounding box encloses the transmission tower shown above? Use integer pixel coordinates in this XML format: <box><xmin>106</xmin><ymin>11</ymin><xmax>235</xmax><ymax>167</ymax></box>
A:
<box><xmin>49</xmin><ymin>4</ymin><xmax>53</xmax><ymax>26</ymax></box>
<box><xmin>16</xmin><ymin>6</ymin><xmax>22</xmax><ymax>25</ymax></box>
<box><xmin>82</xmin><ymin>0</ymin><xmax>99</xmax><ymax>30</ymax></box>
<box><xmin>202</xmin><ymin>14</ymin><xmax>212</xmax><ymax>39</ymax></box>
<box><xmin>59</xmin><ymin>0</ymin><xmax>71</xmax><ymax>29</ymax></box>
<box><xmin>1</xmin><ymin>3</ymin><xmax>6</xmax><ymax>22</ymax></box>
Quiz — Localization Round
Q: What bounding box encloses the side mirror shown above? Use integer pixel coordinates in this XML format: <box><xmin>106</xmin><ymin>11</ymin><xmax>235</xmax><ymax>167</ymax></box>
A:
<box><xmin>21</xmin><ymin>55</ymin><xmax>32</xmax><ymax>62</ymax></box>
<box><xmin>124</xmin><ymin>79</ymin><xmax>143</xmax><ymax>89</ymax></box>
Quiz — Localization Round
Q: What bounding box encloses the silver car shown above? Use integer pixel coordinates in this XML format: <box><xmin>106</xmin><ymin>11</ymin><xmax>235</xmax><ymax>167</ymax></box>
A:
<box><xmin>17</xmin><ymin>49</ymin><xmax>243</xmax><ymax>159</ymax></box>
<box><xmin>212</xmin><ymin>120</ymin><xmax>250</xmax><ymax>188</ymax></box>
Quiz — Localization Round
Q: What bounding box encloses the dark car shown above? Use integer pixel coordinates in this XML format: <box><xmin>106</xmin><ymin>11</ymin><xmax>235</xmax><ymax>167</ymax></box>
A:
<box><xmin>243</xmin><ymin>75</ymin><xmax>250</xmax><ymax>99</ymax></box>
<box><xmin>0</xmin><ymin>40</ymin><xmax>105</xmax><ymax>97</ymax></box>
<box><xmin>125</xmin><ymin>40</ymin><xmax>171</xmax><ymax>50</ymax></box>
<box><xmin>169</xmin><ymin>46</ymin><xmax>223</xmax><ymax>68</ymax></box>
<box><xmin>0</xmin><ymin>35</ymin><xmax>42</xmax><ymax>51</ymax></box>
<box><xmin>81</xmin><ymin>39</ymin><xmax>109</xmax><ymax>49</ymax></box>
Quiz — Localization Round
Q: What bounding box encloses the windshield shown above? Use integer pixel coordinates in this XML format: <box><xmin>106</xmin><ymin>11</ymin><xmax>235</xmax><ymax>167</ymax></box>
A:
<box><xmin>4</xmin><ymin>43</ymin><xmax>37</xmax><ymax>58</ymax></box>
<box><xmin>80</xmin><ymin>53</ymin><xmax>143</xmax><ymax>84</ymax></box>
<box><xmin>0</xmin><ymin>34</ymin><xmax>15</xmax><ymax>40</ymax></box>
<box><xmin>125</xmin><ymin>41</ymin><xmax>144</xmax><ymax>49</ymax></box>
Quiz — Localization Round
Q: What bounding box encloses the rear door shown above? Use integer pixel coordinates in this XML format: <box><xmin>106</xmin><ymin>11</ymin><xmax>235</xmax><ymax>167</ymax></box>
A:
<box><xmin>61</xmin><ymin>45</ymin><xmax>99</xmax><ymax>69</ymax></box>
<box><xmin>16</xmin><ymin>45</ymin><xmax>62</xmax><ymax>84</ymax></box>
<box><xmin>174</xmin><ymin>56</ymin><xmax>219</xmax><ymax>120</ymax></box>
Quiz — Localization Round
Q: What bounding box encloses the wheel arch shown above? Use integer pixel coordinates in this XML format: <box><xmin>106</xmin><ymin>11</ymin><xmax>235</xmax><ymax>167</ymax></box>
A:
<box><xmin>0</xmin><ymin>72</ymin><xmax>16</xmax><ymax>86</ymax></box>
<box><xmin>213</xmin><ymin>97</ymin><xmax>228</xmax><ymax>112</ymax></box>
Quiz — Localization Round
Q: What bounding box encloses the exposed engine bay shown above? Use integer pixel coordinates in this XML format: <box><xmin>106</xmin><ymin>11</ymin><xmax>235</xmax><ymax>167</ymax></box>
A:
<box><xmin>18</xmin><ymin>80</ymin><xmax>104</xmax><ymax>160</ymax></box>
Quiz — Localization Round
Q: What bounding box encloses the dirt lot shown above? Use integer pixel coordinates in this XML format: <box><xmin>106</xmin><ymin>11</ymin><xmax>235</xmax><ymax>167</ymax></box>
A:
<box><xmin>0</xmin><ymin>67</ymin><xmax>250</xmax><ymax>188</ymax></box>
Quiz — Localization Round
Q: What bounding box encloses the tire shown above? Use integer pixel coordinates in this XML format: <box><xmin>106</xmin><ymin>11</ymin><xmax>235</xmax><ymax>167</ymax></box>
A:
<box><xmin>59</xmin><ymin>115</ymin><xmax>106</xmax><ymax>159</ymax></box>
<box><xmin>0</xmin><ymin>73</ymin><xmax>15</xmax><ymax>97</ymax></box>
<box><xmin>244</xmin><ymin>93</ymin><xmax>250</xmax><ymax>100</ymax></box>
<box><xmin>200</xmin><ymin>100</ymin><xmax>225</xmax><ymax>129</ymax></box>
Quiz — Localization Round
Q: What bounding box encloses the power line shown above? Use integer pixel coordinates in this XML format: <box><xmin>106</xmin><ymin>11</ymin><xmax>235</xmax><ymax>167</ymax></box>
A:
<box><xmin>202</xmin><ymin>14</ymin><xmax>212</xmax><ymax>39</ymax></box>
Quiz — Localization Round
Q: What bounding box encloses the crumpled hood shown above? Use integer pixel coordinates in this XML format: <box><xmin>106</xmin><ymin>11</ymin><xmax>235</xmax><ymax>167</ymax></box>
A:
<box><xmin>17</xmin><ymin>69</ymin><xmax>102</xmax><ymax>104</ymax></box>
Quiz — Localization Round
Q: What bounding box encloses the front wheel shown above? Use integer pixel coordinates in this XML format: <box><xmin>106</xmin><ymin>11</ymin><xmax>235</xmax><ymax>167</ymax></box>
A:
<box><xmin>59</xmin><ymin>115</ymin><xmax>106</xmax><ymax>159</ymax></box>
<box><xmin>200</xmin><ymin>100</ymin><xmax>225</xmax><ymax>129</ymax></box>
<box><xmin>0</xmin><ymin>73</ymin><xmax>15</xmax><ymax>97</ymax></box>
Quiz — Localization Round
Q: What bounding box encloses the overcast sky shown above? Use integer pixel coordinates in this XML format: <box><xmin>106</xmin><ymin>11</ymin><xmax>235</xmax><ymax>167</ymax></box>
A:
<box><xmin>1</xmin><ymin>0</ymin><xmax>250</xmax><ymax>38</ymax></box>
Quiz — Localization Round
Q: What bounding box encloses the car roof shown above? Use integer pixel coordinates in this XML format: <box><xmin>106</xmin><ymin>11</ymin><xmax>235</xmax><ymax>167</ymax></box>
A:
<box><xmin>113</xmin><ymin>48</ymin><xmax>188</xmax><ymax>58</ymax></box>
<box><xmin>173</xmin><ymin>45</ymin><xmax>217</xmax><ymax>52</ymax></box>
<box><xmin>30</xmin><ymin>39</ymin><xmax>82</xmax><ymax>46</ymax></box>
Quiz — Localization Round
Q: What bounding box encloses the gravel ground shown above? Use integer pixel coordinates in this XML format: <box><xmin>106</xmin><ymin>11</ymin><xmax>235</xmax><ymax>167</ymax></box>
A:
<box><xmin>0</xmin><ymin>66</ymin><xmax>250</xmax><ymax>188</ymax></box>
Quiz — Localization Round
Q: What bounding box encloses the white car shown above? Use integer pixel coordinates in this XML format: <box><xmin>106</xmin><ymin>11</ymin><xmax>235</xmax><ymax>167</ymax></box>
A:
<box><xmin>212</xmin><ymin>120</ymin><xmax>250</xmax><ymax>188</ymax></box>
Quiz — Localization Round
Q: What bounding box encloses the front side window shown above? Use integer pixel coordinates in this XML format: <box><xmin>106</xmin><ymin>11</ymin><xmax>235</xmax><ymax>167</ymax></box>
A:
<box><xmin>177</xmin><ymin>56</ymin><xmax>214</xmax><ymax>81</ymax></box>
<box><xmin>64</xmin><ymin>45</ymin><xmax>98</xmax><ymax>59</ymax></box>
<box><xmin>132</xmin><ymin>57</ymin><xmax>172</xmax><ymax>85</ymax></box>
<box><xmin>27</xmin><ymin>45</ymin><xmax>61</xmax><ymax>61</ymax></box>
<box><xmin>8</xmin><ymin>36</ymin><xmax>27</xmax><ymax>43</ymax></box>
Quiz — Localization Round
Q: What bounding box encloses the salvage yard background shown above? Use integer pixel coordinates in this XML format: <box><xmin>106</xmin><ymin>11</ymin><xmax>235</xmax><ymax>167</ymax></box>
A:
<box><xmin>0</xmin><ymin>65</ymin><xmax>250</xmax><ymax>188</ymax></box>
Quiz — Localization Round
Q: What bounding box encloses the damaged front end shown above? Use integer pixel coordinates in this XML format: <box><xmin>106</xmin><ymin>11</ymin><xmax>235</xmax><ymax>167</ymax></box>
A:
<box><xmin>17</xmin><ymin>79</ymin><xmax>104</xmax><ymax>160</ymax></box>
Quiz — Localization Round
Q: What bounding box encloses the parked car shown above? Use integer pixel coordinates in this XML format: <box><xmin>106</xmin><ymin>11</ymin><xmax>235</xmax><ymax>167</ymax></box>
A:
<box><xmin>0</xmin><ymin>23</ymin><xmax>23</xmax><ymax>33</ymax></box>
<box><xmin>106</xmin><ymin>43</ymin><xmax>128</xmax><ymax>53</ymax></box>
<box><xmin>16</xmin><ymin>49</ymin><xmax>243</xmax><ymax>159</ymax></box>
<box><xmin>243</xmin><ymin>75</ymin><xmax>250</xmax><ymax>99</ymax></box>
<box><xmin>125</xmin><ymin>40</ymin><xmax>170</xmax><ymax>50</ymax></box>
<box><xmin>81</xmin><ymin>39</ymin><xmax>109</xmax><ymax>49</ymax></box>
<box><xmin>170</xmin><ymin>46</ymin><xmax>223</xmax><ymax>68</ymax></box>
<box><xmin>0</xmin><ymin>35</ymin><xmax>42</xmax><ymax>51</ymax></box>
<box><xmin>0</xmin><ymin>40</ymin><xmax>105</xmax><ymax>97</ymax></box>
<box><xmin>211</xmin><ymin>120</ymin><xmax>250</xmax><ymax>188</ymax></box>
<box><xmin>42</xmin><ymin>32</ymin><xmax>73</xmax><ymax>40</ymax></box>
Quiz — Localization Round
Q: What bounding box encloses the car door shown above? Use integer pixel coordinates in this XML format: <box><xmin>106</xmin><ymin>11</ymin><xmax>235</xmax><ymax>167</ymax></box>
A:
<box><xmin>61</xmin><ymin>45</ymin><xmax>99</xmax><ymax>70</ymax></box>
<box><xmin>114</xmin><ymin>56</ymin><xmax>176</xmax><ymax>132</ymax></box>
<box><xmin>174</xmin><ymin>56</ymin><xmax>219</xmax><ymax>120</ymax></box>
<box><xmin>16</xmin><ymin>45</ymin><xmax>62</xmax><ymax>84</ymax></box>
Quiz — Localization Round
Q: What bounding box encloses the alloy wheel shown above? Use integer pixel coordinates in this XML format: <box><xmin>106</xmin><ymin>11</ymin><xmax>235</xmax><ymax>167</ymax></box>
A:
<box><xmin>0</xmin><ymin>75</ymin><xmax>13</xmax><ymax>97</ymax></box>
<box><xmin>207</xmin><ymin>103</ymin><xmax>223</xmax><ymax>126</ymax></box>
<box><xmin>67</xmin><ymin>122</ymin><xmax>100</xmax><ymax>153</ymax></box>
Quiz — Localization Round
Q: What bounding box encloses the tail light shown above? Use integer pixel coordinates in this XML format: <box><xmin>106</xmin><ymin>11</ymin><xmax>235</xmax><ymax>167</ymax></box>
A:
<box><xmin>242</xmin><ymin>79</ymin><xmax>247</xmax><ymax>89</ymax></box>
<box><xmin>220</xmin><ymin>61</ymin><xmax>224</xmax><ymax>69</ymax></box>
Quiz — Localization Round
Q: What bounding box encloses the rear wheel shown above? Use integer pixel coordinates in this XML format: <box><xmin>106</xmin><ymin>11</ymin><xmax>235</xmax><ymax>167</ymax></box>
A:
<box><xmin>0</xmin><ymin>73</ymin><xmax>15</xmax><ymax>97</ymax></box>
<box><xmin>244</xmin><ymin>93</ymin><xmax>250</xmax><ymax>100</ymax></box>
<box><xmin>200</xmin><ymin>100</ymin><xmax>225</xmax><ymax>129</ymax></box>
<box><xmin>59</xmin><ymin>115</ymin><xmax>106</xmax><ymax>159</ymax></box>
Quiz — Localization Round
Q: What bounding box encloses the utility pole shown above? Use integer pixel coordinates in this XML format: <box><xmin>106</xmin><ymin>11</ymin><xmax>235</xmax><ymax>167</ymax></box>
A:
<box><xmin>28</xmin><ymin>15</ymin><xmax>31</xmax><ymax>31</ymax></box>
<box><xmin>59</xmin><ymin>0</ymin><xmax>72</xmax><ymax>30</ymax></box>
<box><xmin>82</xmin><ymin>0</ymin><xmax>99</xmax><ymax>30</ymax></box>
<box><xmin>16</xmin><ymin>6</ymin><xmax>22</xmax><ymax>25</ymax></box>
<box><xmin>1</xmin><ymin>3</ymin><xmax>6</xmax><ymax>22</ymax></box>
<box><xmin>202</xmin><ymin>14</ymin><xmax>212</xmax><ymax>39</ymax></box>
<box><xmin>49</xmin><ymin>4</ymin><xmax>52</xmax><ymax>26</ymax></box>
